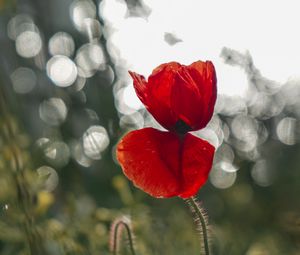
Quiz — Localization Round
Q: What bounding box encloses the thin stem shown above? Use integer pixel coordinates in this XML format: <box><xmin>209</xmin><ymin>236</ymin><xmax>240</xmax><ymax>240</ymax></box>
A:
<box><xmin>184</xmin><ymin>196</ymin><xmax>210</xmax><ymax>255</ymax></box>
<box><xmin>110</xmin><ymin>218</ymin><xmax>136</xmax><ymax>255</ymax></box>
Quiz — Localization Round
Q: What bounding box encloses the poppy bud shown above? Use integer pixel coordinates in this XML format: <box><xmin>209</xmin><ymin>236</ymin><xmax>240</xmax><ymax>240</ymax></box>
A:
<box><xmin>129</xmin><ymin>60</ymin><xmax>217</xmax><ymax>133</ymax></box>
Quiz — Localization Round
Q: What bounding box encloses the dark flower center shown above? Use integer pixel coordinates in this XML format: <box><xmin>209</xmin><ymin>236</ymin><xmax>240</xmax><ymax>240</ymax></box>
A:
<box><xmin>174</xmin><ymin>119</ymin><xmax>192</xmax><ymax>134</ymax></box>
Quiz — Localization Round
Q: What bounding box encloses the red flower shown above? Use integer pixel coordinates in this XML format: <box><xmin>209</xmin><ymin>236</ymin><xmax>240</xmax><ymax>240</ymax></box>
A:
<box><xmin>117</xmin><ymin>128</ymin><xmax>215</xmax><ymax>198</ymax></box>
<box><xmin>129</xmin><ymin>61</ymin><xmax>217</xmax><ymax>133</ymax></box>
<box><xmin>117</xmin><ymin>60</ymin><xmax>217</xmax><ymax>198</ymax></box>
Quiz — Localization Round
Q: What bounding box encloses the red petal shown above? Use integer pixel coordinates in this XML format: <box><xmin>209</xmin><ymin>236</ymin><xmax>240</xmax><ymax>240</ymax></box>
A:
<box><xmin>117</xmin><ymin>128</ymin><xmax>182</xmax><ymax>198</ymax></box>
<box><xmin>179</xmin><ymin>133</ymin><xmax>215</xmax><ymax>198</ymax></box>
<box><xmin>171</xmin><ymin>68</ymin><xmax>203</xmax><ymax>128</ymax></box>
<box><xmin>117</xmin><ymin>128</ymin><xmax>215</xmax><ymax>198</ymax></box>
<box><xmin>129</xmin><ymin>71</ymin><xmax>148</xmax><ymax>106</ymax></box>
<box><xmin>146</xmin><ymin>62</ymin><xmax>182</xmax><ymax>129</ymax></box>
<box><xmin>187</xmin><ymin>61</ymin><xmax>217</xmax><ymax>129</ymax></box>
<box><xmin>150</xmin><ymin>61</ymin><xmax>182</xmax><ymax>77</ymax></box>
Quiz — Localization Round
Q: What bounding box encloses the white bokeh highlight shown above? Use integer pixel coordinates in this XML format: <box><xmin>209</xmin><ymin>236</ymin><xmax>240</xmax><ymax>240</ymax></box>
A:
<box><xmin>100</xmin><ymin>0</ymin><xmax>300</xmax><ymax>97</ymax></box>
<box><xmin>47</xmin><ymin>55</ymin><xmax>78</xmax><ymax>87</ymax></box>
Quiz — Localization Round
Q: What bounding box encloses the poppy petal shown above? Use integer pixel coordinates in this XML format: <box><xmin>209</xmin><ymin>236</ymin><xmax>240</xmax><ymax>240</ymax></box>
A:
<box><xmin>129</xmin><ymin>71</ymin><xmax>148</xmax><ymax>106</ymax></box>
<box><xmin>146</xmin><ymin>62</ymin><xmax>182</xmax><ymax>129</ymax></box>
<box><xmin>171</xmin><ymin>68</ymin><xmax>203</xmax><ymax>129</ymax></box>
<box><xmin>150</xmin><ymin>61</ymin><xmax>182</xmax><ymax>77</ymax></box>
<box><xmin>117</xmin><ymin>128</ymin><xmax>182</xmax><ymax>198</ymax></box>
<box><xmin>179</xmin><ymin>133</ymin><xmax>215</xmax><ymax>198</ymax></box>
<box><xmin>187</xmin><ymin>61</ymin><xmax>217</xmax><ymax>129</ymax></box>
<box><xmin>117</xmin><ymin>128</ymin><xmax>215</xmax><ymax>198</ymax></box>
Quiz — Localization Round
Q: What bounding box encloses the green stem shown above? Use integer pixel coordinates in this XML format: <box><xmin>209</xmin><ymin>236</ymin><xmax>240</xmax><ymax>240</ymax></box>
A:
<box><xmin>184</xmin><ymin>196</ymin><xmax>210</xmax><ymax>255</ymax></box>
<box><xmin>111</xmin><ymin>220</ymin><xmax>136</xmax><ymax>255</ymax></box>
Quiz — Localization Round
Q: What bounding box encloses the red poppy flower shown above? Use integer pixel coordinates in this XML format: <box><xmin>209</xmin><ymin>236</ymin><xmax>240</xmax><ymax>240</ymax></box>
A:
<box><xmin>117</xmin><ymin>60</ymin><xmax>217</xmax><ymax>198</ymax></box>
<box><xmin>129</xmin><ymin>60</ymin><xmax>217</xmax><ymax>133</ymax></box>
<box><xmin>117</xmin><ymin>128</ymin><xmax>215</xmax><ymax>198</ymax></box>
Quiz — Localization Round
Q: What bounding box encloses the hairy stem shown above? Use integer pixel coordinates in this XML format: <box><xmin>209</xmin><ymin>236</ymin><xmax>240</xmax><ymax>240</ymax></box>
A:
<box><xmin>110</xmin><ymin>217</ymin><xmax>136</xmax><ymax>255</ymax></box>
<box><xmin>184</xmin><ymin>196</ymin><xmax>210</xmax><ymax>255</ymax></box>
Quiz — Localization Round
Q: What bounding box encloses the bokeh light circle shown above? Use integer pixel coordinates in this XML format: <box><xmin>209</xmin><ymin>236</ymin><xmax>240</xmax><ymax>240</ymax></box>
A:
<box><xmin>76</xmin><ymin>43</ymin><xmax>105</xmax><ymax>78</ymax></box>
<box><xmin>83</xmin><ymin>125</ymin><xmax>110</xmax><ymax>160</ymax></box>
<box><xmin>210</xmin><ymin>164</ymin><xmax>237</xmax><ymax>189</ymax></box>
<box><xmin>47</xmin><ymin>55</ymin><xmax>77</xmax><ymax>87</ymax></box>
<box><xmin>70</xmin><ymin>0</ymin><xmax>96</xmax><ymax>31</ymax></box>
<box><xmin>39</xmin><ymin>98</ymin><xmax>68</xmax><ymax>126</ymax></box>
<box><xmin>49</xmin><ymin>32</ymin><xmax>75</xmax><ymax>57</ymax></box>
<box><xmin>276</xmin><ymin>117</ymin><xmax>297</xmax><ymax>145</ymax></box>
<box><xmin>10</xmin><ymin>67</ymin><xmax>36</xmax><ymax>94</ymax></box>
<box><xmin>16</xmin><ymin>30</ymin><xmax>42</xmax><ymax>58</ymax></box>
<box><xmin>37</xmin><ymin>166</ymin><xmax>59</xmax><ymax>192</ymax></box>
<box><xmin>44</xmin><ymin>141</ymin><xmax>70</xmax><ymax>168</ymax></box>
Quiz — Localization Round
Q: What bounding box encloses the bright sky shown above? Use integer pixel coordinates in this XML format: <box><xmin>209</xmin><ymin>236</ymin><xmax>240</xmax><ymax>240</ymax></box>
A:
<box><xmin>100</xmin><ymin>0</ymin><xmax>300</xmax><ymax>96</ymax></box>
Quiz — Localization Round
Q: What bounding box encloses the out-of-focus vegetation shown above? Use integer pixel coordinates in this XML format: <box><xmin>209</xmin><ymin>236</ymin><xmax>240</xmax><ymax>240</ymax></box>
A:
<box><xmin>0</xmin><ymin>0</ymin><xmax>300</xmax><ymax>254</ymax></box>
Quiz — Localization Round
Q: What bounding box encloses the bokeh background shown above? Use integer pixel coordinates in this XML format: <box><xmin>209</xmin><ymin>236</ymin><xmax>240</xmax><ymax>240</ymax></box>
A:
<box><xmin>1</xmin><ymin>0</ymin><xmax>300</xmax><ymax>254</ymax></box>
